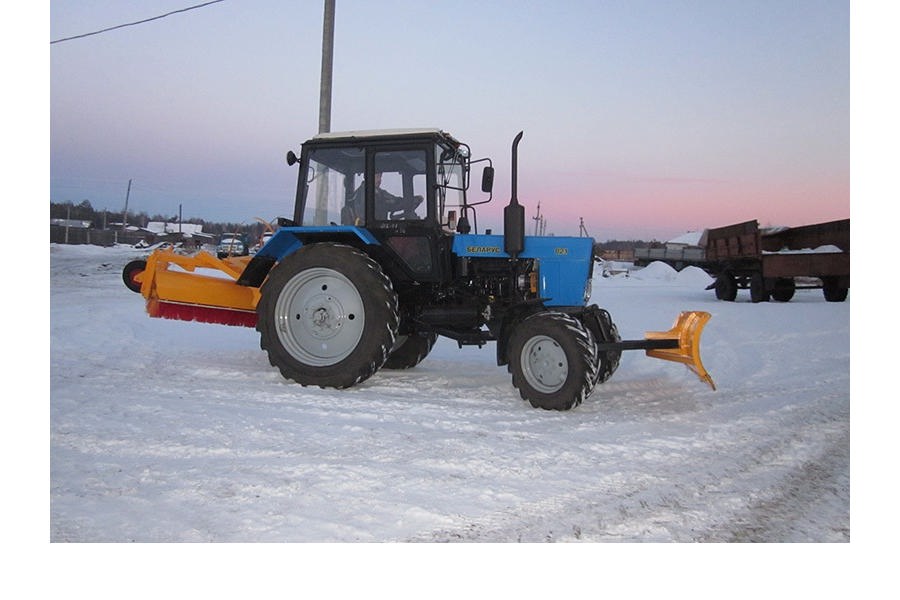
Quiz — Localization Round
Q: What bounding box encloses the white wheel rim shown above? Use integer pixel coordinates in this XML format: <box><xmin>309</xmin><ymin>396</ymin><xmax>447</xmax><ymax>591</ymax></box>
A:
<box><xmin>520</xmin><ymin>334</ymin><xmax>568</xmax><ymax>393</ymax></box>
<box><xmin>274</xmin><ymin>267</ymin><xmax>365</xmax><ymax>366</ymax></box>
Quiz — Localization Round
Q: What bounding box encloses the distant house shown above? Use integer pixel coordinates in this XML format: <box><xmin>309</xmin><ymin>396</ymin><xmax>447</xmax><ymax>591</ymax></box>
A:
<box><xmin>146</xmin><ymin>221</ymin><xmax>205</xmax><ymax>236</ymax></box>
<box><xmin>665</xmin><ymin>230</ymin><xmax>705</xmax><ymax>249</ymax></box>
<box><xmin>144</xmin><ymin>221</ymin><xmax>215</xmax><ymax>247</ymax></box>
<box><xmin>50</xmin><ymin>218</ymin><xmax>91</xmax><ymax>229</ymax></box>
<box><xmin>50</xmin><ymin>218</ymin><xmax>96</xmax><ymax>244</ymax></box>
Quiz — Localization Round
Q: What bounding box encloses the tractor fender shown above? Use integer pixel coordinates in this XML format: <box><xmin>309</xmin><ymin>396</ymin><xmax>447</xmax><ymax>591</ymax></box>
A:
<box><xmin>494</xmin><ymin>303</ymin><xmax>549</xmax><ymax>367</ymax></box>
<box><xmin>236</xmin><ymin>226</ymin><xmax>380</xmax><ymax>287</ymax></box>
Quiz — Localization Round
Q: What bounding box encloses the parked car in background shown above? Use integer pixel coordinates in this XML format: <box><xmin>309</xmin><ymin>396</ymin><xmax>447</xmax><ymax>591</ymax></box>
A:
<box><xmin>216</xmin><ymin>236</ymin><xmax>247</xmax><ymax>258</ymax></box>
<box><xmin>250</xmin><ymin>231</ymin><xmax>274</xmax><ymax>254</ymax></box>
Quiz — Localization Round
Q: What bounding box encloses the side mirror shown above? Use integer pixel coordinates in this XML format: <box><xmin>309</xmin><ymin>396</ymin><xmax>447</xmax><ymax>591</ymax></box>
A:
<box><xmin>481</xmin><ymin>166</ymin><xmax>495</xmax><ymax>193</ymax></box>
<box><xmin>286</xmin><ymin>151</ymin><xmax>299</xmax><ymax>166</ymax></box>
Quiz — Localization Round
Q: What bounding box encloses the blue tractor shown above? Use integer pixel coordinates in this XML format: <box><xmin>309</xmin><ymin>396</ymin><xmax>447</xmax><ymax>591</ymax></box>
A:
<box><xmin>127</xmin><ymin>129</ymin><xmax>713</xmax><ymax>410</ymax></box>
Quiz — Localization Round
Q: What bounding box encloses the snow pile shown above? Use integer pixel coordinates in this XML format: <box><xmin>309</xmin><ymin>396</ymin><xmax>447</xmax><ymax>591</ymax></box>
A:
<box><xmin>666</xmin><ymin>230</ymin><xmax>704</xmax><ymax>245</ymax></box>
<box><xmin>629</xmin><ymin>260</ymin><xmax>678</xmax><ymax>281</ymax></box>
<box><xmin>675</xmin><ymin>265</ymin><xmax>714</xmax><ymax>287</ymax></box>
<box><xmin>764</xmin><ymin>244</ymin><xmax>844</xmax><ymax>254</ymax></box>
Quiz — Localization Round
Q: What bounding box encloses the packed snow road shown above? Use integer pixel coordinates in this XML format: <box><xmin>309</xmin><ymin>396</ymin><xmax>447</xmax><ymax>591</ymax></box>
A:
<box><xmin>49</xmin><ymin>244</ymin><xmax>849</xmax><ymax>542</ymax></box>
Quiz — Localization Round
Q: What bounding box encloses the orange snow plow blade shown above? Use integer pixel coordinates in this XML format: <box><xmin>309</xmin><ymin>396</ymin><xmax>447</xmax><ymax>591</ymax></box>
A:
<box><xmin>135</xmin><ymin>248</ymin><xmax>260</xmax><ymax>327</ymax></box>
<box><xmin>644</xmin><ymin>311</ymin><xmax>716</xmax><ymax>390</ymax></box>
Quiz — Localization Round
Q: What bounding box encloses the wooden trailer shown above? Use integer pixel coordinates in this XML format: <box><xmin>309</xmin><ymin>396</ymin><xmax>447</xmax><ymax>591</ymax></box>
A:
<box><xmin>705</xmin><ymin>219</ymin><xmax>849</xmax><ymax>302</ymax></box>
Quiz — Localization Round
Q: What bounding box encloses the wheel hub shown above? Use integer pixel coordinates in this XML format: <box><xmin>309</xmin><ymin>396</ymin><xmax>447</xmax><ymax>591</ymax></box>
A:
<box><xmin>304</xmin><ymin>294</ymin><xmax>350</xmax><ymax>338</ymax></box>
<box><xmin>274</xmin><ymin>268</ymin><xmax>365</xmax><ymax>366</ymax></box>
<box><xmin>521</xmin><ymin>335</ymin><xmax>568</xmax><ymax>393</ymax></box>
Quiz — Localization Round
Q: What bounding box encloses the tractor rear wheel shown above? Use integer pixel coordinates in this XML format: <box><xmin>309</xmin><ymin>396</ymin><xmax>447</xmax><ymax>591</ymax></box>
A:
<box><xmin>256</xmin><ymin>243</ymin><xmax>399</xmax><ymax>388</ymax></box>
<box><xmin>383</xmin><ymin>332</ymin><xmax>438</xmax><ymax>369</ymax></box>
<box><xmin>508</xmin><ymin>312</ymin><xmax>598</xmax><ymax>411</ymax></box>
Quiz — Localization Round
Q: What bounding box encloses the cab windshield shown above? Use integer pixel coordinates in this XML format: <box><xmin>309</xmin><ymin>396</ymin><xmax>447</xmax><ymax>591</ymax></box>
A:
<box><xmin>302</xmin><ymin>145</ymin><xmax>430</xmax><ymax>226</ymax></box>
<box><xmin>302</xmin><ymin>146</ymin><xmax>365</xmax><ymax>226</ymax></box>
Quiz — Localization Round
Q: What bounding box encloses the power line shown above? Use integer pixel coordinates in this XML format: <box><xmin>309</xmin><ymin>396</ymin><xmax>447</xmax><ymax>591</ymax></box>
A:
<box><xmin>50</xmin><ymin>0</ymin><xmax>226</xmax><ymax>45</ymax></box>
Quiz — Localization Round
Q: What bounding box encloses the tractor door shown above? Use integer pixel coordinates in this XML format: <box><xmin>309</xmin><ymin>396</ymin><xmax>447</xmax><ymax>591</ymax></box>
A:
<box><xmin>367</xmin><ymin>147</ymin><xmax>446</xmax><ymax>281</ymax></box>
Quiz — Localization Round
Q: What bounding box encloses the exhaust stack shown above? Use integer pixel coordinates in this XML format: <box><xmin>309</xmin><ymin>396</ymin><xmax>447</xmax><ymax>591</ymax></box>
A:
<box><xmin>504</xmin><ymin>131</ymin><xmax>526</xmax><ymax>258</ymax></box>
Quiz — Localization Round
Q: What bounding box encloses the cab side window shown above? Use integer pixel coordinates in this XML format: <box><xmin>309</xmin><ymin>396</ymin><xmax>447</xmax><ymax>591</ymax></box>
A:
<box><xmin>373</xmin><ymin>150</ymin><xmax>428</xmax><ymax>221</ymax></box>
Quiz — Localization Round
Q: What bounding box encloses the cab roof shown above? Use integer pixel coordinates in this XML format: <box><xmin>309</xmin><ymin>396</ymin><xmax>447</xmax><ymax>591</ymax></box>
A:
<box><xmin>307</xmin><ymin>128</ymin><xmax>460</xmax><ymax>146</ymax></box>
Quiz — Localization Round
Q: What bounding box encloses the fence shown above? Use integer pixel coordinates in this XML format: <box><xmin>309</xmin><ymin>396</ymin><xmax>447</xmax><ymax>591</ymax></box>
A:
<box><xmin>633</xmin><ymin>246</ymin><xmax>709</xmax><ymax>270</ymax></box>
<box><xmin>50</xmin><ymin>225</ymin><xmax>148</xmax><ymax>247</ymax></box>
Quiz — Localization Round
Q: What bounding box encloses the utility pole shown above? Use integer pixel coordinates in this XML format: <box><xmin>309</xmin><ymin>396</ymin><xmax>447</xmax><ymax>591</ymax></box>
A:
<box><xmin>315</xmin><ymin>0</ymin><xmax>336</xmax><ymax>224</ymax></box>
<box><xmin>579</xmin><ymin>217</ymin><xmax>589</xmax><ymax>237</ymax></box>
<box><xmin>122</xmin><ymin>178</ymin><xmax>132</xmax><ymax>233</ymax></box>
<box><xmin>319</xmin><ymin>0</ymin><xmax>335</xmax><ymax>135</ymax></box>
<box><xmin>532</xmin><ymin>202</ymin><xmax>541</xmax><ymax>235</ymax></box>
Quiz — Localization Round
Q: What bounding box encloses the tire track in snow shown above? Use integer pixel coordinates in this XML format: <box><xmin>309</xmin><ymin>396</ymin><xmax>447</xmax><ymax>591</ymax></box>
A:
<box><xmin>402</xmin><ymin>393</ymin><xmax>849</xmax><ymax>542</ymax></box>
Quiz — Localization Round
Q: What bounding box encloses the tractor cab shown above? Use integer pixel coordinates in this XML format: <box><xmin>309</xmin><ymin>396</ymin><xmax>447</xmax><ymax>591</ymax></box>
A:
<box><xmin>286</xmin><ymin>129</ymin><xmax>492</xmax><ymax>282</ymax></box>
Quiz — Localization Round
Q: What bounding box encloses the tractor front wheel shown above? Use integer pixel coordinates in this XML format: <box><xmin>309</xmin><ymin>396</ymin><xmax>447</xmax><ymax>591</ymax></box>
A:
<box><xmin>592</xmin><ymin>318</ymin><xmax>621</xmax><ymax>386</ymax></box>
<box><xmin>256</xmin><ymin>243</ymin><xmax>399</xmax><ymax>388</ymax></box>
<box><xmin>508</xmin><ymin>312</ymin><xmax>598</xmax><ymax>411</ymax></box>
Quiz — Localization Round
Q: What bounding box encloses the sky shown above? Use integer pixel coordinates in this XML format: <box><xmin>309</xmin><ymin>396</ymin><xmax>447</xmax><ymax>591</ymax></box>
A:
<box><xmin>46</xmin><ymin>0</ymin><xmax>852</xmax><ymax>241</ymax></box>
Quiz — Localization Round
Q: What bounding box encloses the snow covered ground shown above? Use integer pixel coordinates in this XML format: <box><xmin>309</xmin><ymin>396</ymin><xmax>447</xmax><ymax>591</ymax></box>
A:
<box><xmin>49</xmin><ymin>242</ymin><xmax>850</xmax><ymax>540</ymax></box>
<box><xmin>42</xmin><ymin>242</ymin><xmax>867</xmax><ymax>592</ymax></box>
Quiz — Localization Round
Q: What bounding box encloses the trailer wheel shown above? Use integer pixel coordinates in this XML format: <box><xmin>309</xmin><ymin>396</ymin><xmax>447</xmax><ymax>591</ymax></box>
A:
<box><xmin>750</xmin><ymin>272</ymin><xmax>769</xmax><ymax>303</ymax></box>
<box><xmin>770</xmin><ymin>278</ymin><xmax>796</xmax><ymax>302</ymax></box>
<box><xmin>508</xmin><ymin>312</ymin><xmax>597</xmax><ymax>411</ymax></box>
<box><xmin>122</xmin><ymin>259</ymin><xmax>147</xmax><ymax>293</ymax></box>
<box><xmin>257</xmin><ymin>243</ymin><xmax>399</xmax><ymax>388</ymax></box>
<box><xmin>714</xmin><ymin>272</ymin><xmax>737</xmax><ymax>301</ymax></box>
<box><xmin>822</xmin><ymin>277</ymin><xmax>849</xmax><ymax>302</ymax></box>
<box><xmin>382</xmin><ymin>332</ymin><xmax>438</xmax><ymax>369</ymax></box>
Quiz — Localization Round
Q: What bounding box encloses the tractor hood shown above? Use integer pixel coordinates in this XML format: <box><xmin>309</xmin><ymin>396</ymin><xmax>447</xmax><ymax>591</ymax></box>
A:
<box><xmin>453</xmin><ymin>234</ymin><xmax>595</xmax><ymax>307</ymax></box>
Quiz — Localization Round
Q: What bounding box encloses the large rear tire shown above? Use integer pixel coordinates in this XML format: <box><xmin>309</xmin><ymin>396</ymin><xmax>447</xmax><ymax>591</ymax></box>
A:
<box><xmin>382</xmin><ymin>332</ymin><xmax>438</xmax><ymax>369</ymax></box>
<box><xmin>256</xmin><ymin>243</ymin><xmax>399</xmax><ymax>388</ymax></box>
<box><xmin>508</xmin><ymin>312</ymin><xmax>598</xmax><ymax>411</ymax></box>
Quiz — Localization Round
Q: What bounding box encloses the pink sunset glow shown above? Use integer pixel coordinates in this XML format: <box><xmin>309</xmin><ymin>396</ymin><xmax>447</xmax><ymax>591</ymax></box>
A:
<box><xmin>50</xmin><ymin>1</ymin><xmax>849</xmax><ymax>242</ymax></box>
